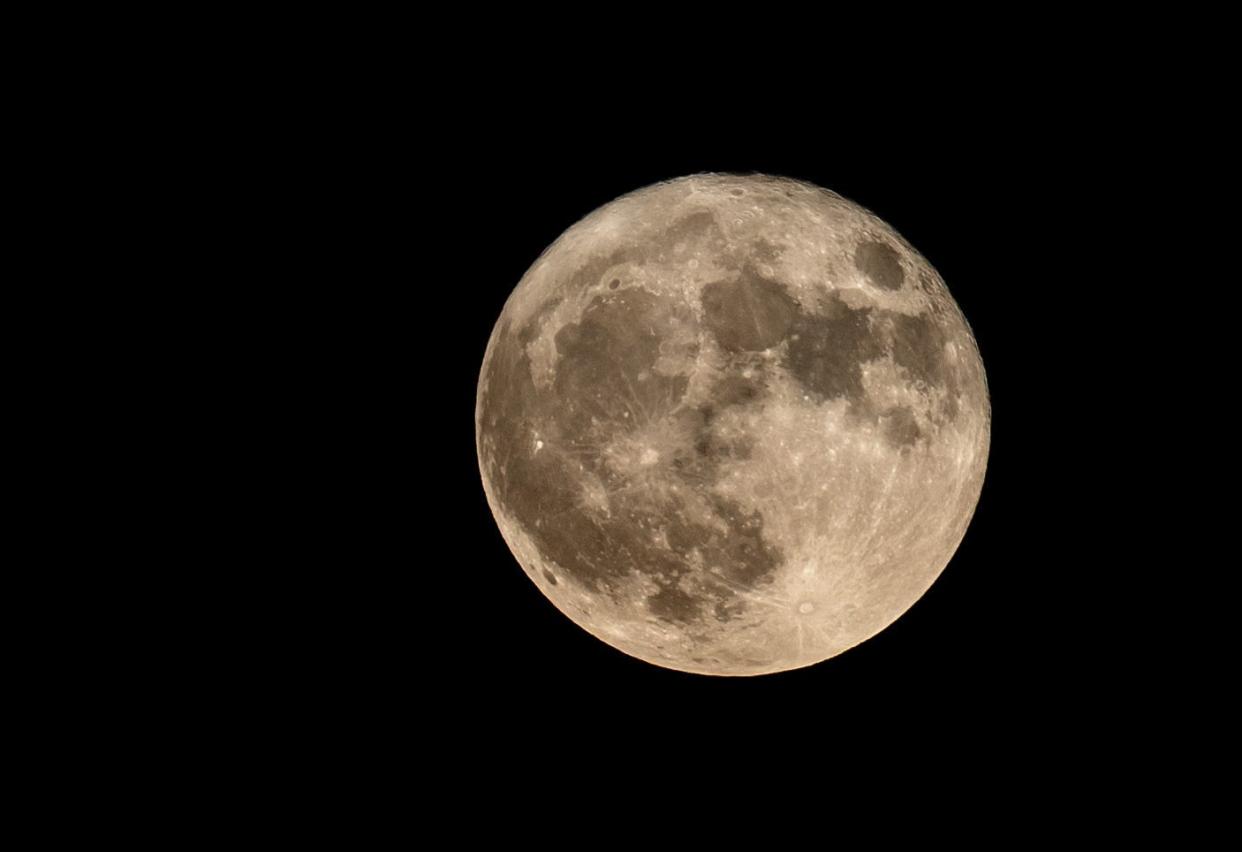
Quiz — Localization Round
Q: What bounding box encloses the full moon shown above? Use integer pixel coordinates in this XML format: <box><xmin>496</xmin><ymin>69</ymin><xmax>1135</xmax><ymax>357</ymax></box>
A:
<box><xmin>476</xmin><ymin>174</ymin><xmax>989</xmax><ymax>676</ymax></box>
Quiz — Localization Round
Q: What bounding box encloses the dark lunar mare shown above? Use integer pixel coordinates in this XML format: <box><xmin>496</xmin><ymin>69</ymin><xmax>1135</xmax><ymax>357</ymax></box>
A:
<box><xmin>698</xmin><ymin>266</ymin><xmax>962</xmax><ymax>442</ymax></box>
<box><xmin>854</xmin><ymin>240</ymin><xmax>905</xmax><ymax>291</ymax></box>
<box><xmin>480</xmin><ymin>213</ymin><xmax>967</xmax><ymax>633</ymax></box>
<box><xmin>701</xmin><ymin>267</ymin><xmax>798</xmax><ymax>353</ymax></box>
<box><xmin>480</xmin><ymin>283</ymin><xmax>786</xmax><ymax>628</ymax></box>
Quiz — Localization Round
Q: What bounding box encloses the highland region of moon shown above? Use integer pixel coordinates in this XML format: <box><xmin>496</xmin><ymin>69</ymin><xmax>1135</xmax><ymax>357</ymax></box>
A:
<box><xmin>476</xmin><ymin>174</ymin><xmax>989</xmax><ymax>676</ymax></box>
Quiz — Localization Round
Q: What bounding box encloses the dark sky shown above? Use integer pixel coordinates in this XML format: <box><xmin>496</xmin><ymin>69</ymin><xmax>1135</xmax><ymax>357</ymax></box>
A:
<box><xmin>410</xmin><ymin>112</ymin><xmax>1133</xmax><ymax>752</ymax></box>
<box><xmin>269</xmin><ymin>85</ymin><xmax>1153</xmax><ymax>779</ymax></box>
<box><xmin>100</xmin><ymin>25</ymin><xmax>1207</xmax><ymax>821</ymax></box>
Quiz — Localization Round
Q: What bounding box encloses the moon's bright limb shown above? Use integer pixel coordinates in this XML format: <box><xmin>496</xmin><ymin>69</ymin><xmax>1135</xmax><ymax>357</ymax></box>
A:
<box><xmin>476</xmin><ymin>174</ymin><xmax>990</xmax><ymax>676</ymax></box>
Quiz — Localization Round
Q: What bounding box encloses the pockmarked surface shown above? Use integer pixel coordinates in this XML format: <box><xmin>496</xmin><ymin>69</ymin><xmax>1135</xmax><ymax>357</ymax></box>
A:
<box><xmin>476</xmin><ymin>174</ymin><xmax>990</xmax><ymax>676</ymax></box>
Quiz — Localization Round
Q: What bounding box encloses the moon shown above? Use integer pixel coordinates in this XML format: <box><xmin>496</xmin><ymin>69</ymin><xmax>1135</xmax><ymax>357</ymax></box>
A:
<box><xmin>476</xmin><ymin>173</ymin><xmax>989</xmax><ymax>676</ymax></box>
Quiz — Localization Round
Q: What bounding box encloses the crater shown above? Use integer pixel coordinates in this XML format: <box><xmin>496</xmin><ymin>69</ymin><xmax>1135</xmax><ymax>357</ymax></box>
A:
<box><xmin>562</xmin><ymin>247</ymin><xmax>640</xmax><ymax>296</ymax></box>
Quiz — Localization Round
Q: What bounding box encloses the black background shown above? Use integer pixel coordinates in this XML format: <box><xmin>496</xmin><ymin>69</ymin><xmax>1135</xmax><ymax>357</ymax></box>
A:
<box><xmin>133</xmin><ymin>37</ymin><xmax>1219</xmax><ymax>821</ymax></box>
<box><xmin>251</xmin><ymin>68</ymin><xmax>1175</xmax><ymax>784</ymax></box>
<box><xmin>55</xmin><ymin>23</ymin><xmax>1214</xmax><ymax>825</ymax></box>
<box><xmin>401</xmin><ymin>110</ymin><xmax>1132</xmax><ymax>761</ymax></box>
<box><xmin>132</xmin><ymin>26</ymin><xmax>1222</xmax><ymax>823</ymax></box>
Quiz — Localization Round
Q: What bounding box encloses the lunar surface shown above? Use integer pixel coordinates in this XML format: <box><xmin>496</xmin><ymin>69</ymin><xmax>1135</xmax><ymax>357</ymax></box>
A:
<box><xmin>476</xmin><ymin>173</ymin><xmax>989</xmax><ymax>676</ymax></box>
